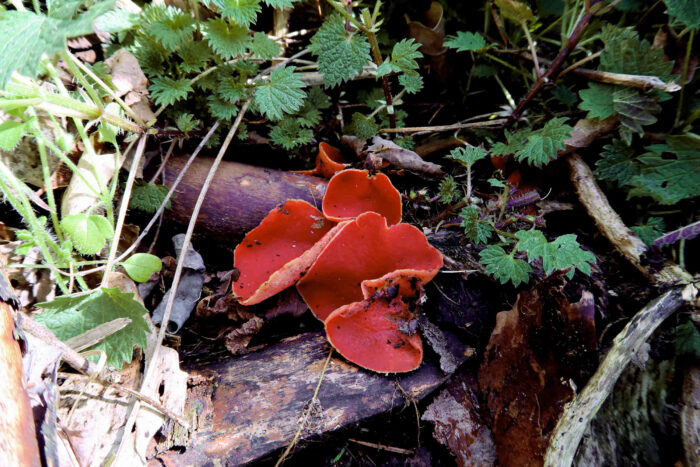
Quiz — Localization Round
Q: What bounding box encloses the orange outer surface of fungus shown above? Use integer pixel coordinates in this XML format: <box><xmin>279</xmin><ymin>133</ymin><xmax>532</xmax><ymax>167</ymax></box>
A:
<box><xmin>233</xmin><ymin>200</ymin><xmax>343</xmax><ymax>305</ymax></box>
<box><xmin>325</xmin><ymin>294</ymin><xmax>423</xmax><ymax>373</ymax></box>
<box><xmin>296</xmin><ymin>211</ymin><xmax>443</xmax><ymax>322</ymax></box>
<box><xmin>297</xmin><ymin>142</ymin><xmax>348</xmax><ymax>179</ymax></box>
<box><xmin>322</xmin><ymin>169</ymin><xmax>402</xmax><ymax>226</ymax></box>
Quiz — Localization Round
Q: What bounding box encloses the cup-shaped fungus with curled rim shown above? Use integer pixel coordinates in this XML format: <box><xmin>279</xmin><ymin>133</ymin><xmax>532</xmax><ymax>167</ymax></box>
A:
<box><xmin>322</xmin><ymin>169</ymin><xmax>402</xmax><ymax>226</ymax></box>
<box><xmin>296</xmin><ymin>211</ymin><xmax>443</xmax><ymax>322</ymax></box>
<box><xmin>297</xmin><ymin>142</ymin><xmax>348</xmax><ymax>178</ymax></box>
<box><xmin>232</xmin><ymin>200</ymin><xmax>346</xmax><ymax>305</ymax></box>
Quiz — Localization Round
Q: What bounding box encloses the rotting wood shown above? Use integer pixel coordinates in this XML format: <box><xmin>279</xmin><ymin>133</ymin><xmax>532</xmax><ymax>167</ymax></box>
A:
<box><xmin>162</xmin><ymin>155</ymin><xmax>328</xmax><ymax>240</ymax></box>
<box><xmin>153</xmin><ymin>331</ymin><xmax>461</xmax><ymax>466</ymax></box>
<box><xmin>0</xmin><ymin>271</ymin><xmax>41</xmax><ymax>467</ymax></box>
<box><xmin>544</xmin><ymin>287</ymin><xmax>690</xmax><ymax>467</ymax></box>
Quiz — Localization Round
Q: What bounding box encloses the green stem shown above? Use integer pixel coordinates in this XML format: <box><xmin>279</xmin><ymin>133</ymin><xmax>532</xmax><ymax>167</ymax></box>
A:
<box><xmin>35</xmin><ymin>133</ymin><xmax>63</xmax><ymax>241</ymax></box>
<box><xmin>60</xmin><ymin>50</ymin><xmax>104</xmax><ymax>114</ymax></box>
<box><xmin>493</xmin><ymin>227</ymin><xmax>518</xmax><ymax>240</ymax></box>
<box><xmin>674</xmin><ymin>28</ymin><xmax>694</xmax><ymax>127</ymax></box>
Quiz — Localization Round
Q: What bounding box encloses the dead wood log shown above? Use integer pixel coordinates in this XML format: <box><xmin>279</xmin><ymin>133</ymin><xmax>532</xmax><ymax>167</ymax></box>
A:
<box><xmin>0</xmin><ymin>271</ymin><xmax>41</xmax><ymax>467</ymax></box>
<box><xmin>162</xmin><ymin>155</ymin><xmax>328</xmax><ymax>240</ymax></box>
<box><xmin>154</xmin><ymin>332</ymin><xmax>456</xmax><ymax>466</ymax></box>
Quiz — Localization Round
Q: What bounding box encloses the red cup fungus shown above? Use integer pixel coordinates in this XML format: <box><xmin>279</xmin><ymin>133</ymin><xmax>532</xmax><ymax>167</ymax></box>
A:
<box><xmin>232</xmin><ymin>163</ymin><xmax>443</xmax><ymax>373</ymax></box>
<box><xmin>297</xmin><ymin>142</ymin><xmax>348</xmax><ymax>179</ymax></box>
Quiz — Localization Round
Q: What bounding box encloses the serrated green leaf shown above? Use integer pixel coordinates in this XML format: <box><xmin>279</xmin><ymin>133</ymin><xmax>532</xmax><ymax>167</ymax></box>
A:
<box><xmin>308</xmin><ymin>14</ymin><xmax>371</xmax><ymax>87</ymax></box>
<box><xmin>262</xmin><ymin>0</ymin><xmax>299</xmax><ymax>7</ymax></box>
<box><xmin>254</xmin><ymin>66</ymin><xmax>305</xmax><ymax>120</ymax></box>
<box><xmin>631</xmin><ymin>217</ymin><xmax>665</xmax><ymax>246</ymax></box>
<box><xmin>345</xmin><ymin>112</ymin><xmax>379</xmax><ymax>140</ymax></box>
<box><xmin>595</xmin><ymin>139</ymin><xmax>639</xmax><ymax>186</ymax></box>
<box><xmin>495</xmin><ymin>0</ymin><xmax>535</xmax><ymax>23</ymax></box>
<box><xmin>176</xmin><ymin>113</ymin><xmax>200</xmax><ymax>132</ymax></box>
<box><xmin>95</xmin><ymin>8</ymin><xmax>139</xmax><ymax>33</ymax></box>
<box><xmin>438</xmin><ymin>175</ymin><xmax>460</xmax><ymax>204</ymax></box>
<box><xmin>627</xmin><ymin>134</ymin><xmax>700</xmax><ymax>204</ymax></box>
<box><xmin>36</xmin><ymin>288</ymin><xmax>150</xmax><ymax>369</ymax></box>
<box><xmin>0</xmin><ymin>120</ymin><xmax>28</xmax><ymax>150</ymax></box>
<box><xmin>0</xmin><ymin>1</ymin><xmax>115</xmax><ymax>89</ymax></box>
<box><xmin>449</xmin><ymin>145</ymin><xmax>488</xmax><ymax>167</ymax></box>
<box><xmin>399</xmin><ymin>73</ymin><xmax>423</xmax><ymax>94</ymax></box>
<box><xmin>460</xmin><ymin>206</ymin><xmax>493</xmax><ymax>245</ymax></box>
<box><xmin>150</xmin><ymin>5</ymin><xmax>196</xmax><ymax>50</ymax></box>
<box><xmin>149</xmin><ymin>77</ymin><xmax>193</xmax><ymax>107</ymax></box>
<box><xmin>207</xmin><ymin>94</ymin><xmax>240</xmax><ymax>120</ymax></box>
<box><xmin>386</xmin><ymin>39</ymin><xmax>422</xmax><ymax>75</ymax></box>
<box><xmin>209</xmin><ymin>0</ymin><xmax>261</xmax><ymax>26</ymax></box>
<box><xmin>599</xmin><ymin>25</ymin><xmax>674</xmax><ymax>80</ymax></box>
<box><xmin>122</xmin><ymin>253</ymin><xmax>162</xmax><ymax>282</ymax></box>
<box><xmin>445</xmin><ymin>31</ymin><xmax>488</xmax><ymax>52</ymax></box>
<box><xmin>203</xmin><ymin>17</ymin><xmax>251</xmax><ymax>60</ymax></box>
<box><xmin>516</xmin><ymin>230</ymin><xmax>596</xmax><ymax>278</ymax></box>
<box><xmin>613</xmin><ymin>87</ymin><xmax>661</xmax><ymax>136</ymax></box>
<box><xmin>129</xmin><ymin>182</ymin><xmax>171</xmax><ymax>213</ymax></box>
<box><xmin>269</xmin><ymin>117</ymin><xmax>313</xmax><ymax>149</ymax></box>
<box><xmin>178</xmin><ymin>40</ymin><xmax>213</xmax><ymax>73</ymax></box>
<box><xmin>61</xmin><ymin>214</ymin><xmax>113</xmax><ymax>255</ymax></box>
<box><xmin>579</xmin><ymin>83</ymin><xmax>616</xmax><ymax>120</ymax></box>
<box><xmin>514</xmin><ymin>117</ymin><xmax>572</xmax><ymax>167</ymax></box>
<box><xmin>251</xmin><ymin>31</ymin><xmax>281</xmax><ymax>59</ymax></box>
<box><xmin>551</xmin><ymin>85</ymin><xmax>578</xmax><ymax>107</ymax></box>
<box><xmin>479</xmin><ymin>245</ymin><xmax>531</xmax><ymax>287</ymax></box>
<box><xmin>665</xmin><ymin>0</ymin><xmax>700</xmax><ymax>28</ymax></box>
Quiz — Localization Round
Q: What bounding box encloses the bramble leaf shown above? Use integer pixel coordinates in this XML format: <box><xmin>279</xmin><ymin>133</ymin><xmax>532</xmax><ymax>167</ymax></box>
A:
<box><xmin>479</xmin><ymin>245</ymin><xmax>531</xmax><ymax>287</ymax></box>
<box><xmin>445</xmin><ymin>31</ymin><xmax>488</xmax><ymax>52</ymax></box>
<box><xmin>254</xmin><ymin>66</ymin><xmax>306</xmax><ymax>120</ymax></box>
<box><xmin>61</xmin><ymin>214</ymin><xmax>113</xmax><ymax>255</ymax></box>
<box><xmin>308</xmin><ymin>14</ymin><xmax>371</xmax><ymax>87</ymax></box>
<box><xmin>36</xmin><ymin>288</ymin><xmax>150</xmax><ymax>369</ymax></box>
<box><xmin>122</xmin><ymin>253</ymin><xmax>162</xmax><ymax>282</ymax></box>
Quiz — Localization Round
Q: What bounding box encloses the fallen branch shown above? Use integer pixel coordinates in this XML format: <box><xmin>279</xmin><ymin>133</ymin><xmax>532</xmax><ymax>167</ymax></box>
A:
<box><xmin>544</xmin><ymin>286</ymin><xmax>693</xmax><ymax>467</ymax></box>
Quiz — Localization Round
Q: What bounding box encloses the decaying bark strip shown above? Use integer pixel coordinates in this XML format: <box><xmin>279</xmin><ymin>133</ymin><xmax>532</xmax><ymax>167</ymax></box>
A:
<box><xmin>154</xmin><ymin>332</ymin><xmax>459</xmax><ymax>465</ymax></box>
<box><xmin>544</xmin><ymin>287</ymin><xmax>690</xmax><ymax>467</ymax></box>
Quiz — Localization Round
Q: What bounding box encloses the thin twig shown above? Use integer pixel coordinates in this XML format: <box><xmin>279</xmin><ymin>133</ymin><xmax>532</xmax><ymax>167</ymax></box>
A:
<box><xmin>348</xmin><ymin>439</ymin><xmax>414</xmax><ymax>455</ymax></box>
<box><xmin>276</xmin><ymin>349</ymin><xmax>334</xmax><ymax>467</ymax></box>
<box><xmin>379</xmin><ymin>118</ymin><xmax>507</xmax><ymax>134</ymax></box>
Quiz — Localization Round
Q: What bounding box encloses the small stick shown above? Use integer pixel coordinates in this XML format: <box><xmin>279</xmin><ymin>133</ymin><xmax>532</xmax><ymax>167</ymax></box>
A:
<box><xmin>348</xmin><ymin>439</ymin><xmax>414</xmax><ymax>455</ymax></box>
<box><xmin>380</xmin><ymin>118</ymin><xmax>507</xmax><ymax>134</ymax></box>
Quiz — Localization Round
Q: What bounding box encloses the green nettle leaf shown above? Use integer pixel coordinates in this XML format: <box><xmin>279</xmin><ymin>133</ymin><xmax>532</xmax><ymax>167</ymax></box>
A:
<box><xmin>209</xmin><ymin>0</ymin><xmax>261</xmax><ymax>26</ymax></box>
<box><xmin>514</xmin><ymin>117</ymin><xmax>572</xmax><ymax>167</ymax></box>
<box><xmin>599</xmin><ymin>25</ymin><xmax>674</xmax><ymax>80</ymax></box>
<box><xmin>0</xmin><ymin>120</ymin><xmax>29</xmax><ymax>150</ymax></box>
<box><xmin>130</xmin><ymin>182</ymin><xmax>171</xmax><ymax>213</ymax></box>
<box><xmin>627</xmin><ymin>134</ymin><xmax>700</xmax><ymax>204</ymax></box>
<box><xmin>449</xmin><ymin>145</ymin><xmax>488</xmax><ymax>167</ymax></box>
<box><xmin>613</xmin><ymin>87</ymin><xmax>661</xmax><ymax>136</ymax></box>
<box><xmin>176</xmin><ymin>113</ymin><xmax>200</xmax><ymax>132</ymax></box>
<box><xmin>149</xmin><ymin>77</ymin><xmax>193</xmax><ymax>107</ymax></box>
<box><xmin>438</xmin><ymin>175</ymin><xmax>460</xmax><ymax>204</ymax></box>
<box><xmin>479</xmin><ymin>245</ymin><xmax>531</xmax><ymax>287</ymax></box>
<box><xmin>60</xmin><ymin>214</ymin><xmax>113</xmax><ymax>255</ymax></box>
<box><xmin>36</xmin><ymin>288</ymin><xmax>150</xmax><ymax>369</ymax></box>
<box><xmin>460</xmin><ymin>206</ymin><xmax>493</xmax><ymax>245</ymax></box>
<box><xmin>399</xmin><ymin>73</ymin><xmax>424</xmax><ymax>94</ymax></box>
<box><xmin>254</xmin><ymin>66</ymin><xmax>306</xmax><ymax>120</ymax></box>
<box><xmin>664</xmin><ymin>0</ymin><xmax>700</xmax><ymax>28</ymax></box>
<box><xmin>207</xmin><ymin>94</ymin><xmax>240</xmax><ymax>120</ymax></box>
<box><xmin>150</xmin><ymin>6</ymin><xmax>196</xmax><ymax>50</ymax></box>
<box><xmin>203</xmin><ymin>17</ymin><xmax>251</xmax><ymax>60</ymax></box>
<box><xmin>385</xmin><ymin>39</ymin><xmax>422</xmax><ymax>75</ymax></box>
<box><xmin>178</xmin><ymin>40</ymin><xmax>213</xmax><ymax>73</ymax></box>
<box><xmin>579</xmin><ymin>83</ymin><xmax>616</xmax><ymax>120</ymax></box>
<box><xmin>0</xmin><ymin>0</ymin><xmax>114</xmax><ymax>88</ymax></box>
<box><xmin>445</xmin><ymin>31</ymin><xmax>488</xmax><ymax>52</ymax></box>
<box><xmin>345</xmin><ymin>112</ymin><xmax>379</xmax><ymax>140</ymax></box>
<box><xmin>262</xmin><ymin>0</ymin><xmax>299</xmax><ymax>7</ymax></box>
<box><xmin>269</xmin><ymin>117</ymin><xmax>313</xmax><ymax>149</ymax></box>
<box><xmin>95</xmin><ymin>8</ymin><xmax>140</xmax><ymax>33</ymax></box>
<box><xmin>516</xmin><ymin>230</ymin><xmax>596</xmax><ymax>279</ymax></box>
<box><xmin>308</xmin><ymin>14</ymin><xmax>371</xmax><ymax>87</ymax></box>
<box><xmin>251</xmin><ymin>32</ymin><xmax>282</xmax><ymax>60</ymax></box>
<box><xmin>495</xmin><ymin>0</ymin><xmax>535</xmax><ymax>23</ymax></box>
<box><xmin>631</xmin><ymin>217</ymin><xmax>665</xmax><ymax>246</ymax></box>
<box><xmin>595</xmin><ymin>139</ymin><xmax>640</xmax><ymax>186</ymax></box>
<box><xmin>122</xmin><ymin>253</ymin><xmax>162</xmax><ymax>282</ymax></box>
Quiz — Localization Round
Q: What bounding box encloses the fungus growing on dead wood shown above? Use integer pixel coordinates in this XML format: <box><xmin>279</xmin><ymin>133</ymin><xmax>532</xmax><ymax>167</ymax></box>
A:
<box><xmin>297</xmin><ymin>142</ymin><xmax>348</xmax><ymax>179</ymax></box>
<box><xmin>322</xmin><ymin>169</ymin><xmax>402</xmax><ymax>225</ymax></box>
<box><xmin>232</xmin><ymin>200</ymin><xmax>343</xmax><ymax>305</ymax></box>
<box><xmin>296</xmin><ymin>211</ymin><xmax>443</xmax><ymax>322</ymax></box>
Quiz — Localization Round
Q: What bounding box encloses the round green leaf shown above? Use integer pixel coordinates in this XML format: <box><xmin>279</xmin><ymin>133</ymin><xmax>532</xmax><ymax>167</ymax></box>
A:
<box><xmin>61</xmin><ymin>214</ymin><xmax>113</xmax><ymax>255</ymax></box>
<box><xmin>122</xmin><ymin>253</ymin><xmax>162</xmax><ymax>282</ymax></box>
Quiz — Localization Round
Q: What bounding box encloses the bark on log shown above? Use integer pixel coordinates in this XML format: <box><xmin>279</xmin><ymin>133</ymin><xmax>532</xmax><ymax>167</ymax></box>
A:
<box><xmin>153</xmin><ymin>332</ymin><xmax>455</xmax><ymax>466</ymax></box>
<box><xmin>162</xmin><ymin>155</ymin><xmax>328</xmax><ymax>240</ymax></box>
<box><xmin>0</xmin><ymin>271</ymin><xmax>41</xmax><ymax>467</ymax></box>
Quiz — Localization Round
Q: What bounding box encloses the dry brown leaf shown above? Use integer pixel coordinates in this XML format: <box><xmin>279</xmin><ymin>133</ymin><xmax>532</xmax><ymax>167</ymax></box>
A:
<box><xmin>367</xmin><ymin>136</ymin><xmax>444</xmax><ymax>175</ymax></box>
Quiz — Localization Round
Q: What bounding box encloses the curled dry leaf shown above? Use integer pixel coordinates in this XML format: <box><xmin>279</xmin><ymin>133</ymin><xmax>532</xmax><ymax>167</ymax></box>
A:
<box><xmin>105</xmin><ymin>49</ymin><xmax>156</xmax><ymax>123</ymax></box>
<box><xmin>367</xmin><ymin>136</ymin><xmax>444</xmax><ymax>175</ymax></box>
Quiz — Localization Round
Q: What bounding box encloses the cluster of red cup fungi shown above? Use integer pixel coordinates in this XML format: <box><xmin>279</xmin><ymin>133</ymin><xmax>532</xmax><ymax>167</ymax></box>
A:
<box><xmin>232</xmin><ymin>144</ymin><xmax>443</xmax><ymax>373</ymax></box>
